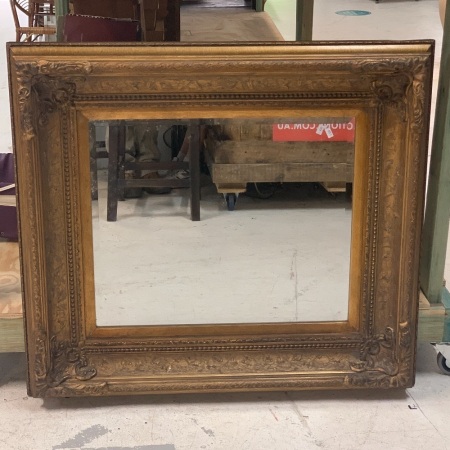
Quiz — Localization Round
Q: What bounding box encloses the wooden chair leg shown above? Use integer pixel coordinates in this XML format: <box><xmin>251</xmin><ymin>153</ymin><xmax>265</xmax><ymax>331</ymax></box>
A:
<box><xmin>108</xmin><ymin>121</ymin><xmax>201</xmax><ymax>222</ymax></box>
<box><xmin>117</xmin><ymin>124</ymin><xmax>127</xmax><ymax>201</ymax></box>
<box><xmin>89</xmin><ymin>124</ymin><xmax>98</xmax><ymax>201</ymax></box>
<box><xmin>107</xmin><ymin>125</ymin><xmax>120</xmax><ymax>222</ymax></box>
<box><xmin>189</xmin><ymin>122</ymin><xmax>201</xmax><ymax>222</ymax></box>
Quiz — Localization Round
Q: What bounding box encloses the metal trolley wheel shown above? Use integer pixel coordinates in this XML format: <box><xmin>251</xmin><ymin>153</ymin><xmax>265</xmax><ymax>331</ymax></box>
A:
<box><xmin>225</xmin><ymin>193</ymin><xmax>237</xmax><ymax>211</ymax></box>
<box><xmin>437</xmin><ymin>352</ymin><xmax>450</xmax><ymax>375</ymax></box>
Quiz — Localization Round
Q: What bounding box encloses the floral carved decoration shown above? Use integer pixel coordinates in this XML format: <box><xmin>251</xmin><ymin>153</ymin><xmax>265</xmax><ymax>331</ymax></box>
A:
<box><xmin>14</xmin><ymin>60</ymin><xmax>91</xmax><ymax>140</ymax></box>
<box><xmin>38</xmin><ymin>337</ymin><xmax>97</xmax><ymax>395</ymax></box>
<box><xmin>346</xmin><ymin>322</ymin><xmax>413</xmax><ymax>388</ymax></box>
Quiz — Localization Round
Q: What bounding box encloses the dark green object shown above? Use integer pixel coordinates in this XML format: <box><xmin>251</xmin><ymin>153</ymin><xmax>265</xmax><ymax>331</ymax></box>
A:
<box><xmin>420</xmin><ymin>3</ymin><xmax>450</xmax><ymax>304</ymax></box>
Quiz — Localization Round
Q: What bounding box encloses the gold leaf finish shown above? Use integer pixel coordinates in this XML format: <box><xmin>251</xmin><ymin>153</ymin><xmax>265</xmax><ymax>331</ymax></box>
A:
<box><xmin>7</xmin><ymin>42</ymin><xmax>433</xmax><ymax>396</ymax></box>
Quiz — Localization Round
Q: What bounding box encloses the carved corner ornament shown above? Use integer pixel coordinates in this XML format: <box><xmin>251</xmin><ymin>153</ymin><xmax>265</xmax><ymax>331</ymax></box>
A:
<box><xmin>37</xmin><ymin>336</ymin><xmax>98</xmax><ymax>397</ymax></box>
<box><xmin>359</xmin><ymin>56</ymin><xmax>431</xmax><ymax>126</ymax></box>
<box><xmin>14</xmin><ymin>60</ymin><xmax>92</xmax><ymax>140</ymax></box>
<box><xmin>345</xmin><ymin>322</ymin><xmax>413</xmax><ymax>388</ymax></box>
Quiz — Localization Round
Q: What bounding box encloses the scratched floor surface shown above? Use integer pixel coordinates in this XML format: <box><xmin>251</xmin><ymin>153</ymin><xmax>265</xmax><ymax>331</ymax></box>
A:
<box><xmin>1</xmin><ymin>1</ymin><xmax>450</xmax><ymax>449</ymax></box>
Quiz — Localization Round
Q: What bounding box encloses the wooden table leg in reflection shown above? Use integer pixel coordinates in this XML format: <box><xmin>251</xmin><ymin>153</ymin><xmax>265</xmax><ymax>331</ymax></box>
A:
<box><xmin>190</xmin><ymin>121</ymin><xmax>201</xmax><ymax>222</ymax></box>
<box><xmin>54</xmin><ymin>0</ymin><xmax>68</xmax><ymax>40</ymax></box>
<box><xmin>296</xmin><ymin>0</ymin><xmax>314</xmax><ymax>41</ymax></box>
<box><xmin>165</xmin><ymin>0</ymin><xmax>181</xmax><ymax>41</ymax></box>
<box><xmin>105</xmin><ymin>121</ymin><xmax>201</xmax><ymax>222</ymax></box>
<box><xmin>107</xmin><ymin>124</ymin><xmax>125</xmax><ymax>223</ymax></box>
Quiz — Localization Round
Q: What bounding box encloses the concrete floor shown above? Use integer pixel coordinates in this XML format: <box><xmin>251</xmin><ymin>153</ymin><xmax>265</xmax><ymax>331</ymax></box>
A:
<box><xmin>2</xmin><ymin>1</ymin><xmax>450</xmax><ymax>449</ymax></box>
<box><xmin>1</xmin><ymin>342</ymin><xmax>449</xmax><ymax>450</ymax></box>
<box><xmin>93</xmin><ymin>177</ymin><xmax>352</xmax><ymax>326</ymax></box>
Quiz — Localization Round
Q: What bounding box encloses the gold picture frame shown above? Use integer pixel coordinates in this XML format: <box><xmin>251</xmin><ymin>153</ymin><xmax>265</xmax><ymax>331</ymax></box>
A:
<box><xmin>8</xmin><ymin>41</ymin><xmax>433</xmax><ymax>397</ymax></box>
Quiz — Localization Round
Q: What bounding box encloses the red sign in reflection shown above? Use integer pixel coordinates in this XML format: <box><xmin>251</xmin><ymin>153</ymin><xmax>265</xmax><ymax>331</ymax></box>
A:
<box><xmin>273</xmin><ymin>119</ymin><xmax>355</xmax><ymax>142</ymax></box>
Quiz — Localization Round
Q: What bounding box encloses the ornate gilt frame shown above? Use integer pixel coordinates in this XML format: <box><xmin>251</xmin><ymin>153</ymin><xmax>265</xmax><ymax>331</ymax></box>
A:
<box><xmin>8</xmin><ymin>42</ymin><xmax>433</xmax><ymax>397</ymax></box>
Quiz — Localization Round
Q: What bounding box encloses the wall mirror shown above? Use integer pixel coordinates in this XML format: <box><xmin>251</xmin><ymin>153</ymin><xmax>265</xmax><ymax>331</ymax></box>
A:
<box><xmin>91</xmin><ymin>115</ymin><xmax>354</xmax><ymax>327</ymax></box>
<box><xmin>8</xmin><ymin>41</ymin><xmax>433</xmax><ymax>397</ymax></box>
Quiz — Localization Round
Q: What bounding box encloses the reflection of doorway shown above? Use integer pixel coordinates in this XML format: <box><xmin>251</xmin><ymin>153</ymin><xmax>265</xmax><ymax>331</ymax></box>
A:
<box><xmin>180</xmin><ymin>0</ymin><xmax>282</xmax><ymax>42</ymax></box>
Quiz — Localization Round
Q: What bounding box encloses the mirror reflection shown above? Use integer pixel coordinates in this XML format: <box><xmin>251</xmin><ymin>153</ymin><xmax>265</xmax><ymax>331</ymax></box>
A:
<box><xmin>90</xmin><ymin>117</ymin><xmax>355</xmax><ymax>326</ymax></box>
